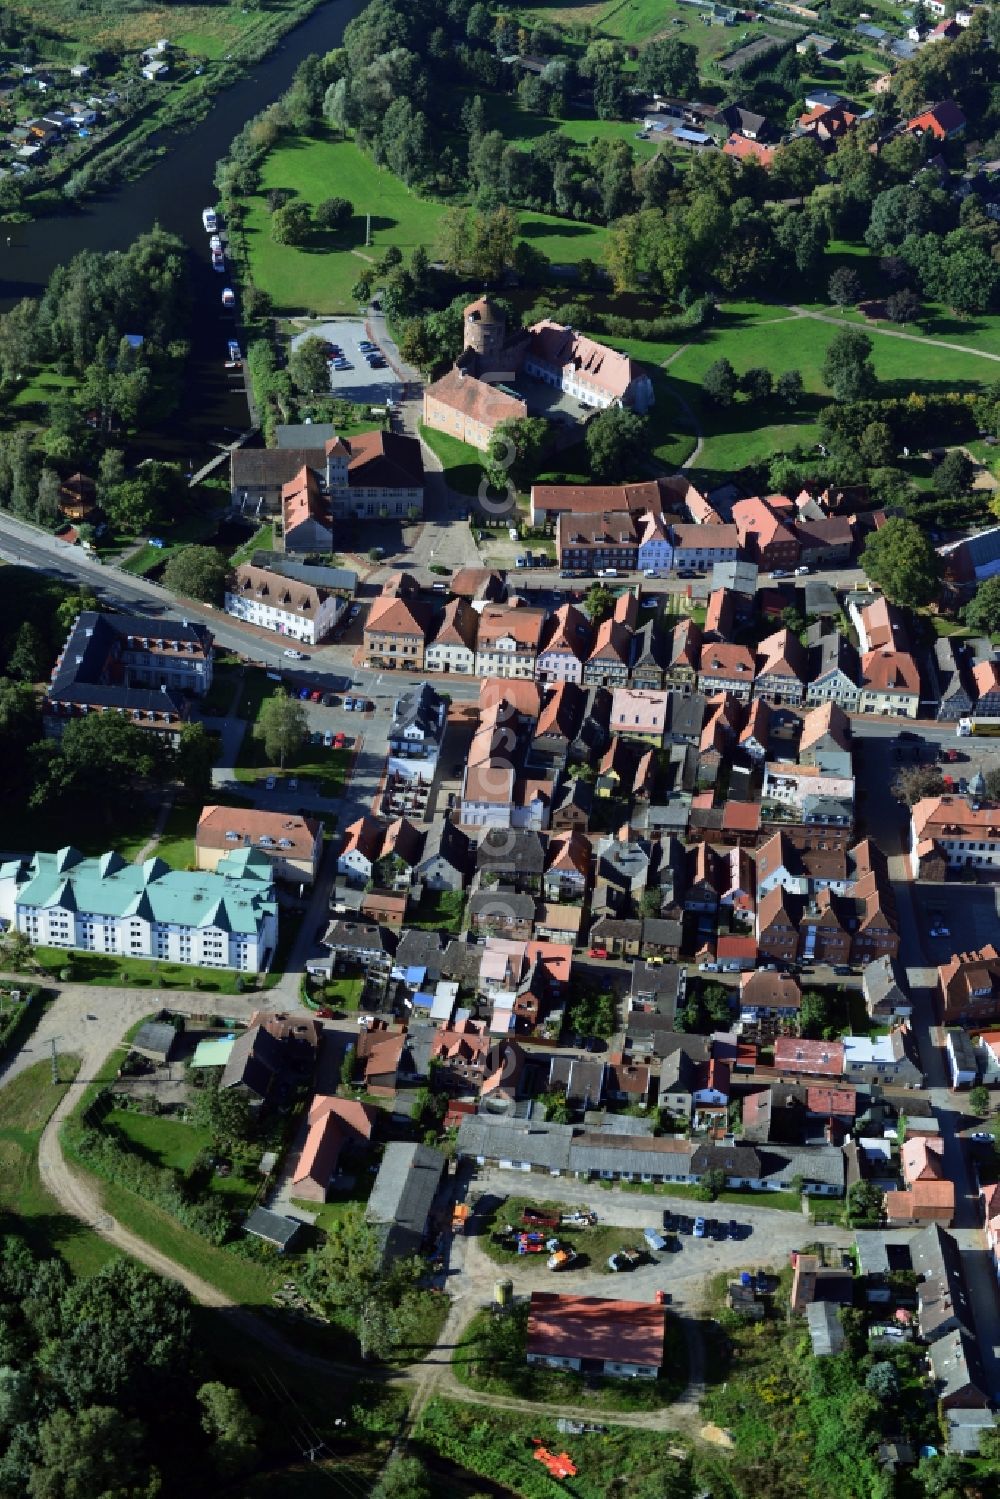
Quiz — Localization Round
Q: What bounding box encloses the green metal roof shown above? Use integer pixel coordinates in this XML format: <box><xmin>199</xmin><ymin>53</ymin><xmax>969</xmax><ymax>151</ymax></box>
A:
<box><xmin>14</xmin><ymin>845</ymin><xmax>276</xmax><ymax>936</ymax></box>
<box><xmin>192</xmin><ymin>1036</ymin><xmax>236</xmax><ymax>1068</ymax></box>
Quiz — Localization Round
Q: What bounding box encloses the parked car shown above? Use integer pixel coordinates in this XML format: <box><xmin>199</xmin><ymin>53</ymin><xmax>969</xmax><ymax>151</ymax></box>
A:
<box><xmin>643</xmin><ymin>1228</ymin><xmax>667</xmax><ymax>1253</ymax></box>
<box><xmin>344</xmin><ymin>698</ymin><xmax>355</xmax><ymax>711</ymax></box>
<box><xmin>693</xmin><ymin>1217</ymin><xmax>706</xmax><ymax>1239</ymax></box>
<box><xmin>310</xmin><ymin>689</ymin><xmax>323</xmax><ymax>702</ymax></box>
<box><xmin>333</xmin><ymin>732</ymin><xmax>347</xmax><ymax>749</ymax></box>
<box><xmin>265</xmin><ymin>775</ymin><xmax>276</xmax><ymax>790</ymax></box>
<box><xmin>323</xmin><ymin>731</ymin><xmax>334</xmax><ymax>747</ymax></box>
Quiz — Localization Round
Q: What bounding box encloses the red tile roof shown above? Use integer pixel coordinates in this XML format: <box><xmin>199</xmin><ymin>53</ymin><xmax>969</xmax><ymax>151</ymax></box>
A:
<box><xmin>526</xmin><ymin>1292</ymin><xmax>666</xmax><ymax>1368</ymax></box>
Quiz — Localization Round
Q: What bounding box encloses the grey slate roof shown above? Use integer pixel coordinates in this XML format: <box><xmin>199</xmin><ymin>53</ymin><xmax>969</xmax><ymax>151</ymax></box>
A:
<box><xmin>945</xmin><ymin>1408</ymin><xmax>998</xmax><ymax>1455</ymax></box>
<box><xmin>220</xmin><ymin>1024</ymin><xmax>287</xmax><ymax>1100</ymax></box>
<box><xmin>476</xmin><ymin>829</ymin><xmax>546</xmax><ymax>876</ymax></box>
<box><xmin>469</xmin><ymin>888</ymin><xmax>535</xmax><ymax>922</ymax></box>
<box><xmin>854</xmin><ymin>1231</ymin><xmax>891</xmax><ymax>1278</ymax></box>
<box><xmin>131</xmin><ymin>1019</ymin><xmax>179</xmax><ymax>1061</ymax></box>
<box><xmin>863</xmin><ymin>955</ymin><xmax>909</xmax><ymax>1015</ymax></box>
<box><xmin>250</xmin><ymin>551</ymin><xmax>357</xmax><ymax>593</ymax></box>
<box><xmin>392</xmin><ymin>682</ymin><xmax>445</xmax><ymax>737</ymax></box>
<box><xmin>456</xmin><ymin>1116</ymin><xmax>574</xmax><ymax>1171</ymax></box>
<box><xmin>365</xmin><ymin>1142</ymin><xmax>445</xmax><ymax>1262</ymax></box>
<box><xmin>244</xmin><ymin>1207</ymin><xmax>302</xmax><ymax>1249</ymax></box>
<box><xmin>928</xmin><ymin>1329</ymin><xmax>989</xmax><ymax>1405</ymax></box>
<box><xmin>806</xmin><ymin>1301</ymin><xmax>845</xmax><ymax>1357</ymax></box>
<box><xmin>911</xmin><ymin>1224</ymin><xmax>974</xmax><ymax>1342</ymax></box>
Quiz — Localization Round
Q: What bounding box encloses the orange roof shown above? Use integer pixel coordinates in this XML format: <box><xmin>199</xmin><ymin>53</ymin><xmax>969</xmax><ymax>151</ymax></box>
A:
<box><xmin>197</xmin><ymin>805</ymin><xmax>321</xmax><ymax>858</ymax></box>
<box><xmin>723</xmin><ymin>133</ymin><xmax>775</xmax><ymax>166</ymax></box>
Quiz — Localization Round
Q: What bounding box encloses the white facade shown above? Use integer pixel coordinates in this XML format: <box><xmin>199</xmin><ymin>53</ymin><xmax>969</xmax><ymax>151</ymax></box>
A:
<box><xmin>425</xmin><ymin>639</ymin><xmax>475</xmax><ymax>674</ymax></box>
<box><xmin>535</xmin><ymin>648</ymin><xmax>583</xmax><ymax>684</ymax></box>
<box><xmin>475</xmin><ymin>638</ymin><xmax>537</xmax><ymax>679</ymax></box>
<box><xmin>224</xmin><ymin>589</ymin><xmax>343</xmax><ymax>645</ymax></box>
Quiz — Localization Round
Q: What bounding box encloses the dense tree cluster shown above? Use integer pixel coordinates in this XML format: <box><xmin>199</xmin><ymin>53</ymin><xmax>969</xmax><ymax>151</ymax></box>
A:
<box><xmin>0</xmin><ymin>1239</ymin><xmax>269</xmax><ymax>1496</ymax></box>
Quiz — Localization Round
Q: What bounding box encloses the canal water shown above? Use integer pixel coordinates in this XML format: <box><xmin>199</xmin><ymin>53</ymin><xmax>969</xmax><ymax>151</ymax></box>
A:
<box><xmin>0</xmin><ymin>0</ymin><xmax>367</xmax><ymax>467</ymax></box>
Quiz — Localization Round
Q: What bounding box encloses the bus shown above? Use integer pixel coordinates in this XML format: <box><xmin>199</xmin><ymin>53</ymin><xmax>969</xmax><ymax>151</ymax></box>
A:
<box><xmin>957</xmin><ymin>717</ymin><xmax>1000</xmax><ymax>737</ymax></box>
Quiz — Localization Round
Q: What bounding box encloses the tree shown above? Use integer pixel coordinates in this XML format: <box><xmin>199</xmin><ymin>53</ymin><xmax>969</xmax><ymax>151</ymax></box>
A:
<box><xmin>585</xmin><ymin>582</ymin><xmax>614</xmax><ymax>625</ymax></box>
<box><xmin>857</xmin><ymin>421</ymin><xmax>895</xmax><ymax>470</ymax></box>
<box><xmin>861</xmin><ymin>516</ymin><xmax>941</xmax><ymax>606</ymax></box>
<box><xmin>190</xmin><ymin>1078</ymin><xmax>250</xmax><ymax>1149</ymax></box>
<box><xmin>885</xmin><ymin>287</ymin><xmax>921</xmax><ymax>326</ymax></box>
<box><xmin>585</xmin><ymin>406</ymin><xmax>649</xmax><ymax>481</ymax></box>
<box><xmin>358</xmin><ymin>1298</ymin><xmax>397</xmax><ymax>1362</ymax></box>
<box><xmin>163</xmin><ymin>545</ymin><xmax>228</xmax><ymax>605</ymax></box>
<box><xmin>197</xmin><ymin>1382</ymin><xmax>260</xmax><ymax>1481</ymax></box>
<box><xmin>541</xmin><ymin>1090</ymin><xmax>571</xmax><ymax>1124</ymax></box>
<box><xmin>969</xmin><ymin>1084</ymin><xmax>992</xmax><ymax>1116</ymax></box>
<box><xmin>254</xmin><ymin>689</ymin><xmax>307</xmax><ymax>769</ymax></box>
<box><xmin>740</xmin><ymin>367</ymin><xmax>772</xmax><ymax>403</ymax></box>
<box><xmin>983</xmin><ymin>768</ymin><xmax>1000</xmax><ymax>802</ymax></box>
<box><xmin>44</xmin><ymin>1260</ymin><xmax>192</xmax><ymax>1411</ymax></box>
<box><xmin>7</xmin><ymin>620</ymin><xmax>46</xmax><ymax>683</ymax></box>
<box><xmin>28</xmin><ymin>1404</ymin><xmax>155</xmax><ymax>1499</ymax></box>
<box><xmin>892</xmin><ymin>764</ymin><xmax>945</xmax><ymax>806</ymax></box>
<box><xmin>290</xmin><ymin>335</ymin><xmax>331</xmax><ymax>395</ymax></box>
<box><xmin>314</xmin><ymin>196</ymin><xmax>353</xmax><ymax>231</ymax></box>
<box><xmin>271</xmin><ymin>201</ymin><xmax>312</xmax><ymax>246</ymax></box>
<box><xmin>698</xmin><ymin>1167</ymin><xmax>726</xmax><ymax>1201</ymax></box>
<box><xmin>776</xmin><ymin>369</ymin><xmax>803</xmax><ymax>407</ymax></box>
<box><xmin>914</xmin><ymin>1453</ymin><xmax>967</xmax><ymax>1499</ymax></box>
<box><xmin>371</xmin><ymin>1455</ymin><xmax>432</xmax><ymax>1499</ymax></box>
<box><xmin>488</xmin><ymin>416</ymin><xmax>548</xmax><ymax>493</ymax></box>
<box><xmin>799</xmin><ymin>990</ymin><xmax>832</xmax><ymax>1039</ymax></box>
<box><xmin>847</xmin><ymin>1179</ymin><xmax>885</xmax><ymax>1225</ymax></box>
<box><xmin>965</xmin><ymin>576</ymin><xmax>1000</xmax><ymax>635</ymax></box>
<box><xmin>828</xmin><ymin>267</ymin><xmax>862</xmax><ymax>309</ymax></box>
<box><xmin>932</xmin><ymin>449</ymin><xmax>974</xmax><ymax>501</ymax></box>
<box><xmin>340</xmin><ymin>1043</ymin><xmax>356</xmax><ymax>1088</ymax></box>
<box><xmin>703</xmin><ymin>357</ymin><xmax>736</xmax><ymax>407</ymax></box>
<box><xmin>822</xmin><ymin>327</ymin><xmax>876</xmax><ymax>402</ymax></box>
<box><xmin>865</xmin><ymin>1361</ymin><xmax>900</xmax><ymax>1401</ymax></box>
<box><xmin>174</xmin><ymin>722</ymin><xmax>215</xmax><ymax>797</ymax></box>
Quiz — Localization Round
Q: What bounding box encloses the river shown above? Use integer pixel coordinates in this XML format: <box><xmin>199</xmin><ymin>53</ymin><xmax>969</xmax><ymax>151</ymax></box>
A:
<box><xmin>0</xmin><ymin>0</ymin><xmax>367</xmax><ymax>468</ymax></box>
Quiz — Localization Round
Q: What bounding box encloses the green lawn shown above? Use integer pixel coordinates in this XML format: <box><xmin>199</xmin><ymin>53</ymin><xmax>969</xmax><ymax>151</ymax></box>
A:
<box><xmin>420</xmin><ymin>422</ymin><xmax>486</xmax><ymax>497</ymax></box>
<box><xmin>246</xmin><ymin>128</ymin><xmax>450</xmax><ymax>313</ymax></box>
<box><xmin>0</xmin><ymin>1057</ymin><xmax>116</xmax><ymax>1279</ymax></box>
<box><xmin>105</xmin><ymin>1108</ymin><xmax>211</xmax><ymax>1173</ymax></box>
<box><xmin>406</xmin><ymin>889</ymin><xmax>466</xmax><ymax>935</ymax></box>
<box><xmin>153</xmin><ymin>801</ymin><xmax>201</xmax><ymax>870</ymax></box>
<box><xmin>31</xmin><ymin>947</ymin><xmax>254</xmax><ymax>996</ymax></box>
<box><xmin>661</xmin><ymin>301</ymin><xmax>1000</xmax><ymax>481</ymax></box>
<box><xmin>235</xmin><ymin>721</ymin><xmax>351</xmax><ymax>800</ymax></box>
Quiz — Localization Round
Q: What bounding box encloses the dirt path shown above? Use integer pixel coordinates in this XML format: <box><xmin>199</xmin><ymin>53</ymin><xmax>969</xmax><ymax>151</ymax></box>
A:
<box><xmin>133</xmin><ymin>795</ymin><xmax>175</xmax><ymax>865</ymax></box>
<box><xmin>788</xmin><ymin>305</ymin><xmax>1000</xmax><ymax>363</ymax></box>
<box><xmin>658</xmin><ymin>343</ymin><xmax>704</xmax><ymax>472</ymax></box>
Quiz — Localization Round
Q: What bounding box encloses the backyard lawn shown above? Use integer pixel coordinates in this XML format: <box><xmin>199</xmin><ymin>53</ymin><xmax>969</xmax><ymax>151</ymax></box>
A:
<box><xmin>0</xmin><ymin>1057</ymin><xmax>116</xmax><ymax>1278</ymax></box>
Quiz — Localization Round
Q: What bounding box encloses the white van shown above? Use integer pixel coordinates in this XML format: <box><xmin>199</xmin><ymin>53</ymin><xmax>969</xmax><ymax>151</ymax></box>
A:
<box><xmin>598</xmin><ymin>568</ymin><xmax>620</xmax><ymax>578</ymax></box>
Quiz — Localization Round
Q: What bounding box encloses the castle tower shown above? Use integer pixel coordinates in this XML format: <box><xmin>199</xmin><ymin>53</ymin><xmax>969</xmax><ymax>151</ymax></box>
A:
<box><xmin>463</xmin><ymin>296</ymin><xmax>506</xmax><ymax>369</ymax></box>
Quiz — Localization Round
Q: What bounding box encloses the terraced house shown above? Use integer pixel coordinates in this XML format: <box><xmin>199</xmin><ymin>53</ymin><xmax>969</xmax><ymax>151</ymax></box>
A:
<box><xmin>363</xmin><ymin>588</ymin><xmax>428</xmax><ymax>671</ymax></box>
<box><xmin>0</xmin><ymin>846</ymin><xmax>278</xmax><ymax>972</ymax></box>
<box><xmin>474</xmin><ymin>604</ymin><xmax>546</xmax><ymax>679</ymax></box>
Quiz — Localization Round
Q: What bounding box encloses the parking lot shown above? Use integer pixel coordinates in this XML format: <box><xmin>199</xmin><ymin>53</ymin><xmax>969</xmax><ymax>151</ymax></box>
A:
<box><xmin>290</xmin><ymin>317</ymin><xmax>402</xmax><ymax>405</ymax></box>
<box><xmin>913</xmin><ymin>882</ymin><xmax>1000</xmax><ymax>967</ymax></box>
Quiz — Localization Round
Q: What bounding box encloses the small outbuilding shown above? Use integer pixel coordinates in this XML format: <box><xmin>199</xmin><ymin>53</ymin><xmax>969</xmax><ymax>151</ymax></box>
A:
<box><xmin>130</xmin><ymin>1019</ymin><xmax>180</xmax><ymax>1065</ymax></box>
<box><xmin>243</xmin><ymin>1207</ymin><xmax>302</xmax><ymax>1252</ymax></box>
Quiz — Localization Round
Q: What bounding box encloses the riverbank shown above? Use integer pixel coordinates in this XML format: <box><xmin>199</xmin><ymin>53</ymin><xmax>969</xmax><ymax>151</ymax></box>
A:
<box><xmin>10</xmin><ymin>0</ymin><xmax>330</xmax><ymax>218</ymax></box>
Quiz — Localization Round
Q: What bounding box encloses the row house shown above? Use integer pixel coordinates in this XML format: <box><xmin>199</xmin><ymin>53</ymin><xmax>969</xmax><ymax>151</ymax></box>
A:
<box><xmin>756</xmin><ymin>871</ymin><xmax>899</xmax><ymax>966</ymax></box>
<box><xmin>762</xmin><ymin>763</ymin><xmax>855</xmax><ymax>827</ymax></box>
<box><xmin>610</xmin><ymin>687</ymin><xmax>669</xmax><ymax>745</ymax></box>
<box><xmin>885</xmin><ymin>1137</ymin><xmax>955</xmax><ymax>1227</ymax></box>
<box><xmin>597</xmin><ymin>736</ymin><xmax>655</xmax><ymax>800</ymax></box>
<box><xmin>475</xmin><ymin>604</ymin><xmax>546</xmax><ymax>680</ymax></box>
<box><xmin>930</xmin><ymin>637</ymin><xmax>975</xmax><ymax>722</ymax></box>
<box><xmin>543</xmin><ymin>829</ymin><xmax>591</xmax><ymax>902</ymax></box>
<box><xmin>732</xmin><ymin>496</ymin><xmax>800</xmax><ymax>572</ymax></box>
<box><xmin>535</xmin><ymin>603</ymin><xmax>593</xmax><ymax>684</ymax></box>
<box><xmin>363</xmin><ymin>588</ymin><xmax>428</xmax><ymax>671</ymax></box>
<box><xmin>665</xmin><ymin>617</ymin><xmax>702</xmax><ymax>692</ymax></box>
<box><xmin>425</xmin><ymin>597</ymin><xmax>479</xmax><ymax>674</ymax></box>
<box><xmin>698</xmin><ymin>643</ymin><xmax>755</xmax><ymax>702</ymax></box>
<box><xmin>804</xmin><ymin>624</ymin><xmax>860</xmax><ymax>711</ymax></box>
<box><xmin>938</xmin><ymin>945</ymin><xmax>1000</xmax><ymax>1026</ymax></box>
<box><xmin>754</xmin><ymin>628</ymin><xmax>807</xmax><ymax>706</ymax></box>
<box><xmin>629</xmin><ymin>619</ymin><xmax>667</xmax><ymax>690</ymax></box>
<box><xmin>798</xmin><ymin>701</ymin><xmax>851</xmax><ymax>774</ymax></box>
<box><xmin>971</xmin><ymin>659</ymin><xmax>1000</xmax><ymax>716</ymax></box>
<box><xmin>531</xmin><ymin>682</ymin><xmax>585</xmax><ymax>771</ymax></box>
<box><xmin>557</xmin><ymin>509</ymin><xmax>639</xmax><ymax>573</ymax></box>
<box><xmin>703</xmin><ymin>587</ymin><xmax>739</xmax><ymax>644</ymax></box>
<box><xmin>862</xmin><ymin>954</ymin><xmax>912</xmax><ymax>1023</ymax></box>
<box><xmin>794</xmin><ymin>516</ymin><xmax>854</xmax><ymax>567</ymax></box>
<box><xmin>224</xmin><ymin>563</ymin><xmax>348</xmax><ymax>645</ymax></box>
<box><xmin>637</xmin><ymin>512</ymin><xmax>674</xmax><ymax>574</ymax></box>
<box><xmin>529</xmin><ymin>478</ymin><xmax>664</xmax><ymax>529</ymax></box>
<box><xmin>910</xmin><ymin>794</ymin><xmax>1000</xmax><ymax>877</ymax></box>
<box><xmin>858</xmin><ymin>647</ymin><xmax>921</xmax><ymax>718</ymax></box>
<box><xmin>841</xmin><ymin>1027</ymin><xmax>923</xmax><ymax>1088</ymax></box>
<box><xmin>850</xmin><ymin>594</ymin><xmax>910</xmax><ymax>656</ymax></box>
<box><xmin>583</xmin><ymin>593</ymin><xmax>636</xmax><ymax>688</ymax></box>
<box><xmin>671</xmin><ymin>523</ymin><xmax>740</xmax><ymax>572</ymax></box>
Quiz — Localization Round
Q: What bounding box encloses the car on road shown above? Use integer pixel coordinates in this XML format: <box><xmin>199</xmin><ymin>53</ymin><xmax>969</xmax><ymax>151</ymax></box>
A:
<box><xmin>693</xmin><ymin>1217</ymin><xmax>706</xmax><ymax>1239</ymax></box>
<box><xmin>265</xmin><ymin>775</ymin><xmax>276</xmax><ymax>790</ymax></box>
<box><xmin>283</xmin><ymin>648</ymin><xmax>306</xmax><ymax>659</ymax></box>
<box><xmin>349</xmin><ymin>606</ymin><xmax>360</xmax><ymax>619</ymax></box>
<box><xmin>929</xmin><ymin>923</ymin><xmax>951</xmax><ymax>938</ymax></box>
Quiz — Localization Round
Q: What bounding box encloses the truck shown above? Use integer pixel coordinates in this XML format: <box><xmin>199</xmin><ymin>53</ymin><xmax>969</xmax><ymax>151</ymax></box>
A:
<box><xmin>451</xmin><ymin>1203</ymin><xmax>470</xmax><ymax>1235</ymax></box>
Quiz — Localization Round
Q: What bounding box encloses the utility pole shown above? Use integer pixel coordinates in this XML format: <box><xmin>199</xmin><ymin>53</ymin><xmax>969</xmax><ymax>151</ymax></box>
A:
<box><xmin>365</xmin><ymin>212</ymin><xmax>371</xmax><ymax>248</ymax></box>
<box><xmin>50</xmin><ymin>1037</ymin><xmax>58</xmax><ymax>1084</ymax></box>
